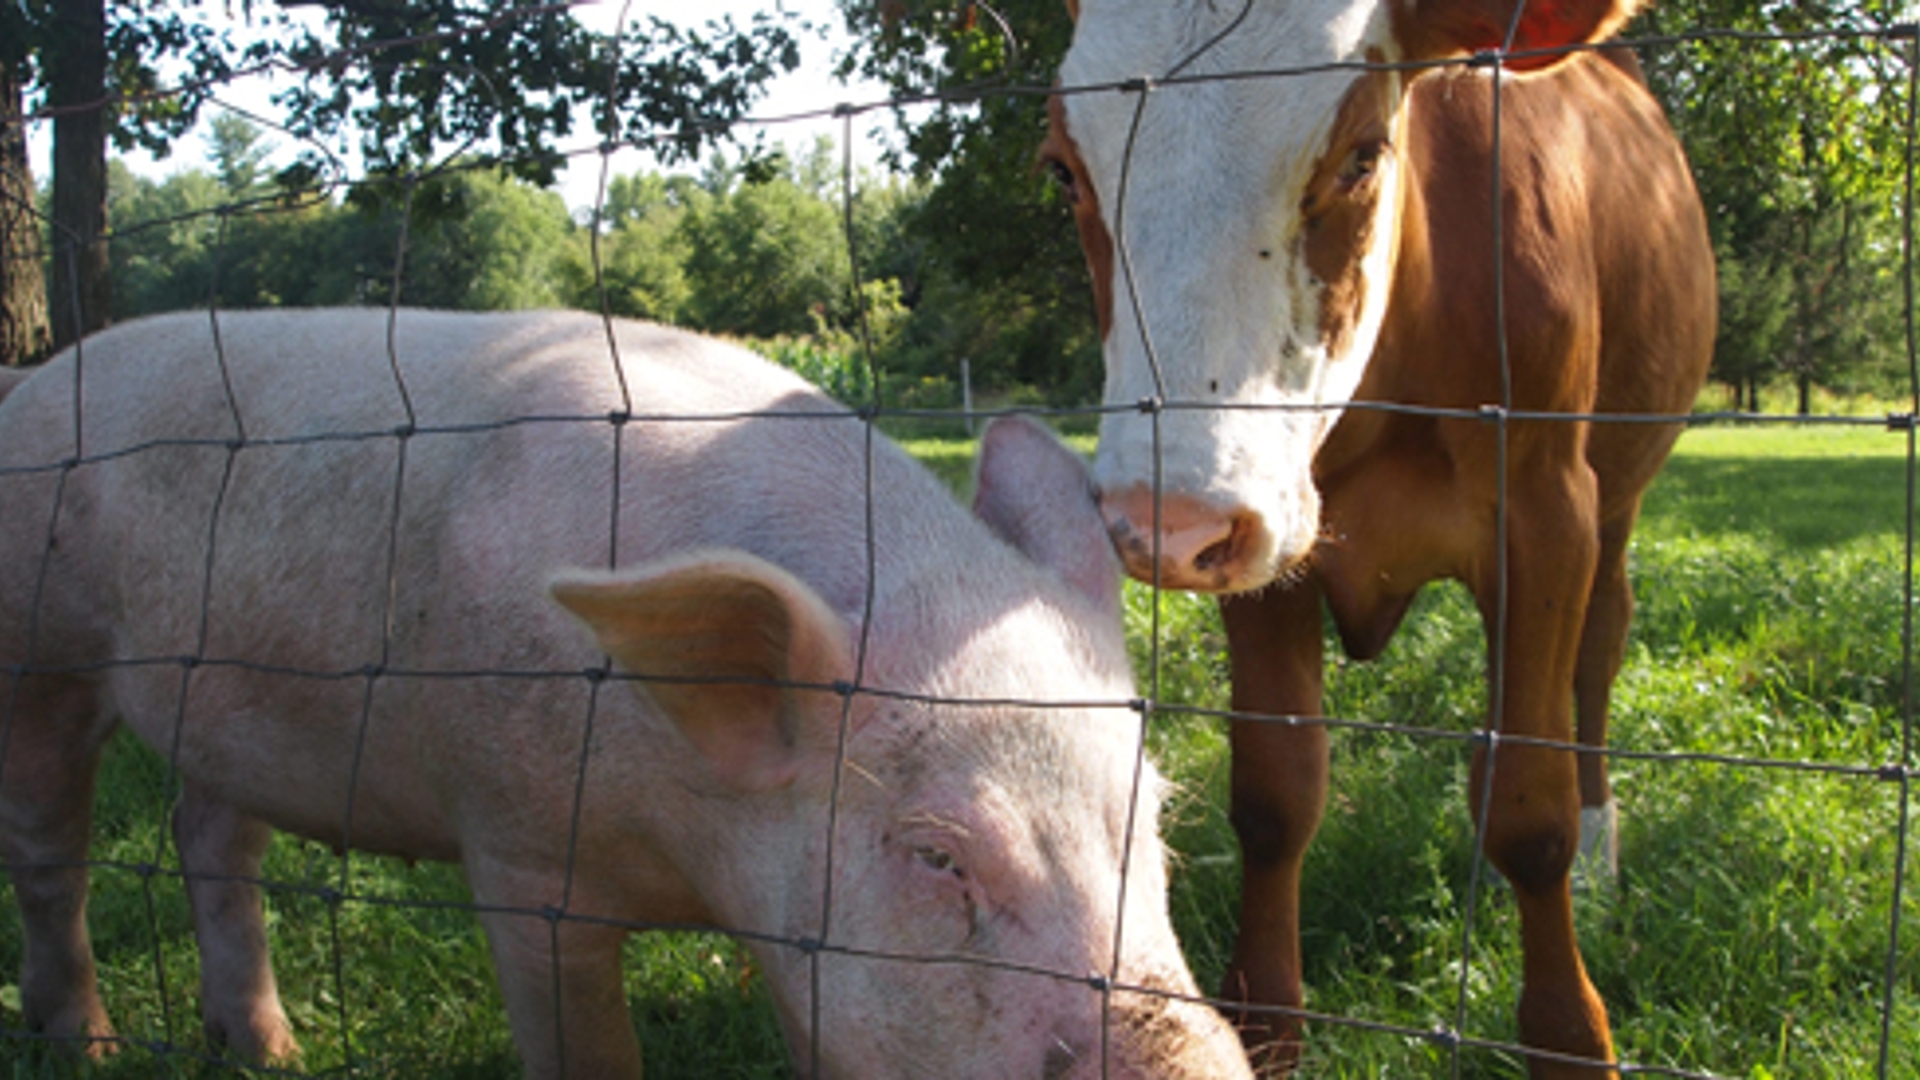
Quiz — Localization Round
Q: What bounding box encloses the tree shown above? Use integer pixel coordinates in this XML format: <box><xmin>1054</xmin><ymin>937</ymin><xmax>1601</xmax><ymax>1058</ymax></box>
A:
<box><xmin>9</xmin><ymin>0</ymin><xmax>230</xmax><ymax>349</ymax></box>
<box><xmin>1634</xmin><ymin>0</ymin><xmax>1910</xmax><ymax>409</ymax></box>
<box><xmin>1</xmin><ymin>52</ymin><xmax>49</xmax><ymax>365</ymax></box>
<box><xmin>207</xmin><ymin>111</ymin><xmax>274</xmax><ymax>197</ymax></box>
<box><xmin>562</xmin><ymin>171</ymin><xmax>701</xmax><ymax>324</ymax></box>
<box><xmin>835</xmin><ymin>0</ymin><xmax>1103</xmax><ymax>405</ymax></box>
<box><xmin>2</xmin><ymin>3</ymin><xmax>801</xmax><ymax>359</ymax></box>
<box><xmin>679</xmin><ymin>146</ymin><xmax>854</xmax><ymax>339</ymax></box>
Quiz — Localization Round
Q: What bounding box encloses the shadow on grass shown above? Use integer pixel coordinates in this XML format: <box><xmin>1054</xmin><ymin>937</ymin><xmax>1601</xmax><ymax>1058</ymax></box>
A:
<box><xmin>1643</xmin><ymin>454</ymin><xmax>1910</xmax><ymax>549</ymax></box>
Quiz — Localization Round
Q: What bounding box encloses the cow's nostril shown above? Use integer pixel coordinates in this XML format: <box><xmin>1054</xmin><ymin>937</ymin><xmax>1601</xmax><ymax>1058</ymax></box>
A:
<box><xmin>1190</xmin><ymin>512</ymin><xmax>1256</xmax><ymax>575</ymax></box>
<box><xmin>1194</xmin><ymin>535</ymin><xmax>1236</xmax><ymax>572</ymax></box>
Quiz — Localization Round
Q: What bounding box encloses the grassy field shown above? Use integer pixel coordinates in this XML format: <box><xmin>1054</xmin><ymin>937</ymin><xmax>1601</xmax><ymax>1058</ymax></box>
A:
<box><xmin>2</xmin><ymin>420</ymin><xmax>1915</xmax><ymax>1077</ymax></box>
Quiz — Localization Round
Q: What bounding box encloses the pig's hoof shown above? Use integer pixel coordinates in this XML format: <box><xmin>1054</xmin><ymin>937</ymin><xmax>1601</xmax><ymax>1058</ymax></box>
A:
<box><xmin>205</xmin><ymin>1008</ymin><xmax>301</xmax><ymax>1065</ymax></box>
<box><xmin>30</xmin><ymin>1003</ymin><xmax>119</xmax><ymax>1059</ymax></box>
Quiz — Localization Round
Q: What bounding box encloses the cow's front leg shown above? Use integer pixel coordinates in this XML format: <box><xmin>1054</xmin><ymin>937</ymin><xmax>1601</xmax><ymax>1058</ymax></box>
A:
<box><xmin>1218</xmin><ymin>581</ymin><xmax>1328</xmax><ymax>1073</ymax></box>
<box><xmin>1472</xmin><ymin>468</ymin><xmax>1613</xmax><ymax>1078</ymax></box>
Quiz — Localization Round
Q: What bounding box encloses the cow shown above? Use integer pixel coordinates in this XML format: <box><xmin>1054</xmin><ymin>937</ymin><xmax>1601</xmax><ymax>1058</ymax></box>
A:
<box><xmin>0</xmin><ymin>308</ymin><xmax>1258</xmax><ymax>1080</ymax></box>
<box><xmin>1040</xmin><ymin>0</ymin><xmax>1715</xmax><ymax>1074</ymax></box>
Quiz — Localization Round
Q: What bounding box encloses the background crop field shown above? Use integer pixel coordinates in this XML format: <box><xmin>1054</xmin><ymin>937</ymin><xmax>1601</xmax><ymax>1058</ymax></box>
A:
<box><xmin>3</xmin><ymin>421</ymin><xmax>1915</xmax><ymax>1078</ymax></box>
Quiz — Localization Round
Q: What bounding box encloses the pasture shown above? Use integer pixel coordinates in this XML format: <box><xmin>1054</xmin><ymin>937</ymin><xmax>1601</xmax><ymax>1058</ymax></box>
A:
<box><xmin>2</xmin><ymin>419</ymin><xmax>1915</xmax><ymax>1077</ymax></box>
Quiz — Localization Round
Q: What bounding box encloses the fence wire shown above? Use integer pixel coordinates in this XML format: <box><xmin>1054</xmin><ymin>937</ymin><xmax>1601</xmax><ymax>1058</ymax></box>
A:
<box><xmin>0</xmin><ymin>3</ymin><xmax>1915</xmax><ymax>1078</ymax></box>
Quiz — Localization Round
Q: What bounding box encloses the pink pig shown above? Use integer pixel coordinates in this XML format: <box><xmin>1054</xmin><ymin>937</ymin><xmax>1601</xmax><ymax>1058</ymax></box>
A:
<box><xmin>0</xmin><ymin>309</ymin><xmax>1254</xmax><ymax>1079</ymax></box>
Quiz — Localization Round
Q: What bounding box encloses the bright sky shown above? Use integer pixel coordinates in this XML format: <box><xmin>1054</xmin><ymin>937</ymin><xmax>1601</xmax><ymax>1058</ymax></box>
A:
<box><xmin>27</xmin><ymin>1</ymin><xmax>886</xmax><ymax>215</ymax></box>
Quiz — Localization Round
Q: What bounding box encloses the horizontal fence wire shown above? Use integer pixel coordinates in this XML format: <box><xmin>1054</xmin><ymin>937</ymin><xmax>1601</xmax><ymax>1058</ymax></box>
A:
<box><xmin>0</xmin><ymin>3</ymin><xmax>1914</xmax><ymax>1078</ymax></box>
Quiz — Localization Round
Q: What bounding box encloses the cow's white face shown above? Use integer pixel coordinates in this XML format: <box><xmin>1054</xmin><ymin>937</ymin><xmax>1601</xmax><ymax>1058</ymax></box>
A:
<box><xmin>1046</xmin><ymin>0</ymin><xmax>1406</xmax><ymax>592</ymax></box>
<box><xmin>1048</xmin><ymin>0</ymin><xmax>1634</xmax><ymax>592</ymax></box>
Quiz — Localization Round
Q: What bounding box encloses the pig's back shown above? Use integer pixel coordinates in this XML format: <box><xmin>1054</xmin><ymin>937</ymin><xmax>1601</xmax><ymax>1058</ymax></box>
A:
<box><xmin>0</xmin><ymin>308</ymin><xmax>973</xmax><ymax>673</ymax></box>
<box><xmin>0</xmin><ymin>309</ymin><xmax>984</xmax><ymax>855</ymax></box>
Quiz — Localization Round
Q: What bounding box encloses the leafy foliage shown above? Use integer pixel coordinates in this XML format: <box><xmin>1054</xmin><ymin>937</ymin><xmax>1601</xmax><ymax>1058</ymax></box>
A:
<box><xmin>1632</xmin><ymin>1</ymin><xmax>1911</xmax><ymax>409</ymax></box>
<box><xmin>268</xmin><ymin>4</ymin><xmax>807</xmax><ymax>195</ymax></box>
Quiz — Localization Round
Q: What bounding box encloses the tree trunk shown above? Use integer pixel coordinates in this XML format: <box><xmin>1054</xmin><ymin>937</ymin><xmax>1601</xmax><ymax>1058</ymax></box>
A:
<box><xmin>46</xmin><ymin>0</ymin><xmax>109</xmax><ymax>349</ymax></box>
<box><xmin>1</xmin><ymin>58</ymin><xmax>50</xmax><ymax>366</ymax></box>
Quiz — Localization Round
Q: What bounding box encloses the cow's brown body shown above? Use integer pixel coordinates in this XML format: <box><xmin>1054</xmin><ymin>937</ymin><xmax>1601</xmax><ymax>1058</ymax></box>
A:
<box><xmin>1218</xmin><ymin>50</ymin><xmax>1714</xmax><ymax>1074</ymax></box>
<box><xmin>1047</xmin><ymin>0</ymin><xmax>1716</xmax><ymax>1071</ymax></box>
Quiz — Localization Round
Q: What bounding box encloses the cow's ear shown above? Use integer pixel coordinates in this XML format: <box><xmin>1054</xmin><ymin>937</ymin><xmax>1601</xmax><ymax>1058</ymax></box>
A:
<box><xmin>1395</xmin><ymin>0</ymin><xmax>1638</xmax><ymax>70</ymax></box>
<box><xmin>551</xmin><ymin>552</ymin><xmax>854</xmax><ymax>793</ymax></box>
<box><xmin>972</xmin><ymin>415</ymin><xmax>1122</xmax><ymax>621</ymax></box>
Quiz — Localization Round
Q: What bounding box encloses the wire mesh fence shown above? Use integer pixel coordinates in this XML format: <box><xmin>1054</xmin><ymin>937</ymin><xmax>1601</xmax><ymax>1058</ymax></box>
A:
<box><xmin>0</xmin><ymin>2</ymin><xmax>1914</xmax><ymax>1077</ymax></box>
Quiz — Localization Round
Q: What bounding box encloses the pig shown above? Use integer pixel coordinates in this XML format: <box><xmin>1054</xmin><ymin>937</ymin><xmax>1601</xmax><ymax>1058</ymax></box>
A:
<box><xmin>0</xmin><ymin>308</ymin><xmax>1256</xmax><ymax>1079</ymax></box>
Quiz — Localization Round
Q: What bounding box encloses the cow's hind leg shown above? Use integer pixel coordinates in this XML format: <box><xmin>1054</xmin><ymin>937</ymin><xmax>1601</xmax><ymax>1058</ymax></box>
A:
<box><xmin>1217</xmin><ymin>583</ymin><xmax>1329</xmax><ymax>1072</ymax></box>
<box><xmin>1571</xmin><ymin>497</ymin><xmax>1642</xmax><ymax>882</ymax></box>
<box><xmin>0</xmin><ymin>675</ymin><xmax>119</xmax><ymax>1057</ymax></box>
<box><xmin>172</xmin><ymin>781</ymin><xmax>298</xmax><ymax>1063</ymax></box>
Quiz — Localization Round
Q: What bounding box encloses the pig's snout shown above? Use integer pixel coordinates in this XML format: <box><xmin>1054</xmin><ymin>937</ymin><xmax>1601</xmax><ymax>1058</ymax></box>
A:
<box><xmin>1047</xmin><ymin>977</ymin><xmax>1256</xmax><ymax>1080</ymax></box>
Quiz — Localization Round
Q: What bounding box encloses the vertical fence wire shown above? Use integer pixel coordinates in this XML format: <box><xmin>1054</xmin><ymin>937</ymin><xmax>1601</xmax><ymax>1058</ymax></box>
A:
<box><xmin>0</xmin><ymin>7</ymin><xmax>1913</xmax><ymax>1078</ymax></box>
<box><xmin>1882</xmin><ymin>23</ymin><xmax>1920</xmax><ymax>1080</ymax></box>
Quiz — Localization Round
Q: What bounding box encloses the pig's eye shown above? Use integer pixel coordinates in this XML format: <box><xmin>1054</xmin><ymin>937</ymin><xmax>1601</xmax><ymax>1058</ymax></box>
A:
<box><xmin>913</xmin><ymin>845</ymin><xmax>964</xmax><ymax>879</ymax></box>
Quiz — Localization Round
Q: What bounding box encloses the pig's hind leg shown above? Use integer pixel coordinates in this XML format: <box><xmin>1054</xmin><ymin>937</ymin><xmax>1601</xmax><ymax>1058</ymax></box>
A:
<box><xmin>0</xmin><ymin>674</ymin><xmax>120</xmax><ymax>1057</ymax></box>
<box><xmin>172</xmin><ymin>782</ymin><xmax>298</xmax><ymax>1063</ymax></box>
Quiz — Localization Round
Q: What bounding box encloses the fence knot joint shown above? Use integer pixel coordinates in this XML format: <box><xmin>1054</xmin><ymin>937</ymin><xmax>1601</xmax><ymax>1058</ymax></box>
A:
<box><xmin>1134</xmin><ymin>396</ymin><xmax>1161</xmax><ymax>415</ymax></box>
<box><xmin>1886</xmin><ymin>412</ymin><xmax>1915</xmax><ymax>432</ymax></box>
<box><xmin>1119</xmin><ymin>76</ymin><xmax>1154</xmax><ymax>95</ymax></box>
<box><xmin>607</xmin><ymin>410</ymin><xmax>631</xmax><ymax>428</ymax></box>
<box><xmin>1468</xmin><ymin>49</ymin><xmax>1502</xmax><ymax>69</ymax></box>
<box><xmin>1877</xmin><ymin>762</ymin><xmax>1912</xmax><ymax>783</ymax></box>
<box><xmin>1885</xmin><ymin>22</ymin><xmax>1918</xmax><ymax>40</ymax></box>
<box><xmin>1084</xmin><ymin>972</ymin><xmax>1111</xmax><ymax>992</ymax></box>
<box><xmin>1425</xmin><ymin>1024</ymin><xmax>1463</xmax><ymax>1049</ymax></box>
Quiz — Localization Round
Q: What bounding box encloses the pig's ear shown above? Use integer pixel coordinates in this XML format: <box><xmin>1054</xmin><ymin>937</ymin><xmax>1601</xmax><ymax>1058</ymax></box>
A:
<box><xmin>550</xmin><ymin>552</ymin><xmax>854</xmax><ymax>792</ymax></box>
<box><xmin>972</xmin><ymin>415</ymin><xmax>1121</xmax><ymax>619</ymax></box>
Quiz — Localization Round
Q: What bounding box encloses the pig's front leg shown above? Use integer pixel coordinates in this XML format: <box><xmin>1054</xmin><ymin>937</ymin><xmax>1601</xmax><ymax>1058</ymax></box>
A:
<box><xmin>470</xmin><ymin>861</ymin><xmax>644</xmax><ymax>1080</ymax></box>
<box><xmin>172</xmin><ymin>782</ymin><xmax>298</xmax><ymax>1063</ymax></box>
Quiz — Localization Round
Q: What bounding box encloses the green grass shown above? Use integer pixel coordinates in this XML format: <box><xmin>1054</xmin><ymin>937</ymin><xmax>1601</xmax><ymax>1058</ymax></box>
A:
<box><xmin>4</xmin><ymin>423</ymin><xmax>1916</xmax><ymax>1077</ymax></box>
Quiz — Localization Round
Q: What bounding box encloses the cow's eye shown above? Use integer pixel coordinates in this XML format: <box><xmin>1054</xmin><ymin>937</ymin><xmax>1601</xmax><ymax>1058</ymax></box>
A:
<box><xmin>1043</xmin><ymin>156</ymin><xmax>1081</xmax><ymax>204</ymax></box>
<box><xmin>1339</xmin><ymin>140</ymin><xmax>1387</xmax><ymax>189</ymax></box>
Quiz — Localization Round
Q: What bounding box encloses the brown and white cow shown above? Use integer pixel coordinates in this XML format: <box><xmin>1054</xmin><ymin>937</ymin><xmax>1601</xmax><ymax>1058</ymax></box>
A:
<box><xmin>1041</xmin><ymin>0</ymin><xmax>1715</xmax><ymax>1074</ymax></box>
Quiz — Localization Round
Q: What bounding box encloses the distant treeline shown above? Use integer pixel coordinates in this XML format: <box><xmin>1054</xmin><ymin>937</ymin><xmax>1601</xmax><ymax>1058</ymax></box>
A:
<box><xmin>101</xmin><ymin>125</ymin><xmax>1103</xmax><ymax>414</ymax></box>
